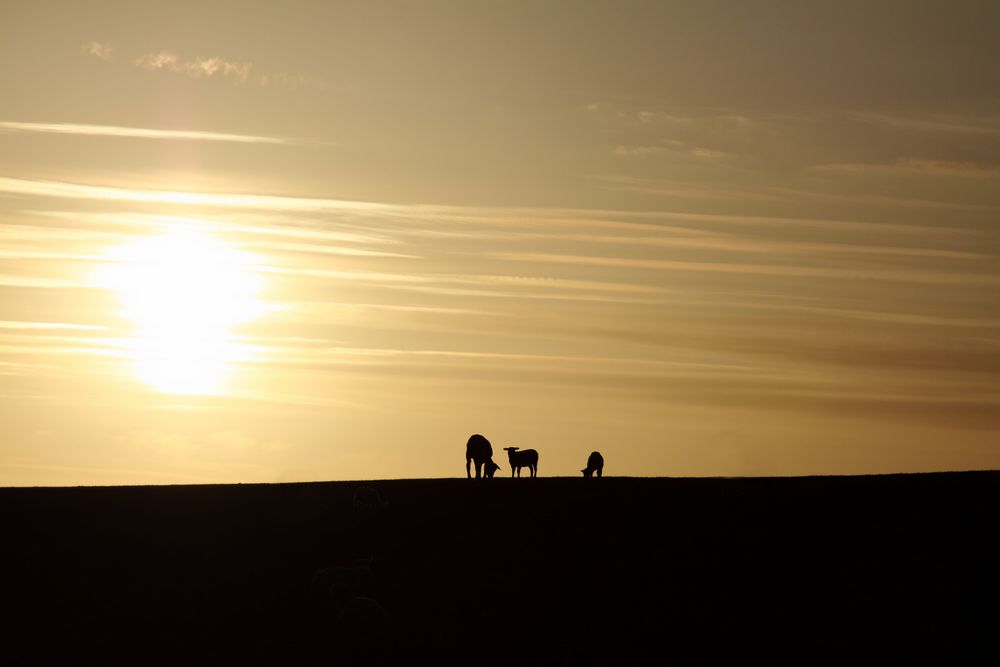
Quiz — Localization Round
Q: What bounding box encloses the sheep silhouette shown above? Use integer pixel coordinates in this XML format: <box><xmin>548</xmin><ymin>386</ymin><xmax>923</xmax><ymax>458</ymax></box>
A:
<box><xmin>503</xmin><ymin>447</ymin><xmax>538</xmax><ymax>478</ymax></box>
<box><xmin>582</xmin><ymin>451</ymin><xmax>604</xmax><ymax>477</ymax></box>
<box><xmin>465</xmin><ymin>434</ymin><xmax>497</xmax><ymax>479</ymax></box>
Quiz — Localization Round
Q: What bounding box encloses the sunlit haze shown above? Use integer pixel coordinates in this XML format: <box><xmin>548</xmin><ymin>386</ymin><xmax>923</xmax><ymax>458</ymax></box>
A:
<box><xmin>92</xmin><ymin>226</ymin><xmax>265</xmax><ymax>394</ymax></box>
<box><xmin>1</xmin><ymin>1</ymin><xmax>998</xmax><ymax>485</ymax></box>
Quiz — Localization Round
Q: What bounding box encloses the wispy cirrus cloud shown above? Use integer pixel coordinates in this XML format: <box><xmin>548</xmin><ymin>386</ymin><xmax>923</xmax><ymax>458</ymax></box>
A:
<box><xmin>0</xmin><ymin>177</ymin><xmax>391</xmax><ymax>213</ymax></box>
<box><xmin>257</xmin><ymin>72</ymin><xmax>328</xmax><ymax>91</ymax></box>
<box><xmin>0</xmin><ymin>176</ymin><xmax>978</xmax><ymax>240</ymax></box>
<box><xmin>852</xmin><ymin>112</ymin><xmax>1000</xmax><ymax>136</ymax></box>
<box><xmin>134</xmin><ymin>50</ymin><xmax>253</xmax><ymax>82</ymax></box>
<box><xmin>613</xmin><ymin>142</ymin><xmax>732</xmax><ymax>160</ymax></box>
<box><xmin>814</xmin><ymin>158</ymin><xmax>1000</xmax><ymax>178</ymax></box>
<box><xmin>0</xmin><ymin>121</ymin><xmax>293</xmax><ymax>144</ymax></box>
<box><xmin>497</xmin><ymin>252</ymin><xmax>1000</xmax><ymax>287</ymax></box>
<box><xmin>131</xmin><ymin>49</ymin><xmax>326</xmax><ymax>90</ymax></box>
<box><xmin>80</xmin><ymin>41</ymin><xmax>326</xmax><ymax>91</ymax></box>
<box><xmin>0</xmin><ymin>321</ymin><xmax>108</xmax><ymax>331</ymax></box>
<box><xmin>81</xmin><ymin>41</ymin><xmax>114</xmax><ymax>61</ymax></box>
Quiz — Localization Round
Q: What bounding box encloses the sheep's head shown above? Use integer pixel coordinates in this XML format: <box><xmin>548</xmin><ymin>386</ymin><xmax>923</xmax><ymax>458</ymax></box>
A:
<box><xmin>484</xmin><ymin>460</ymin><xmax>501</xmax><ymax>478</ymax></box>
<box><xmin>582</xmin><ymin>468</ymin><xmax>594</xmax><ymax>477</ymax></box>
<box><xmin>503</xmin><ymin>447</ymin><xmax>519</xmax><ymax>453</ymax></box>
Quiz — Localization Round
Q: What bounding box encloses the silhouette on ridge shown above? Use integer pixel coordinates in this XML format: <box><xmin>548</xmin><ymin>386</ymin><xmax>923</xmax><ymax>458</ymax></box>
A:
<box><xmin>503</xmin><ymin>446</ymin><xmax>539</xmax><ymax>477</ymax></box>
<box><xmin>582</xmin><ymin>451</ymin><xmax>604</xmax><ymax>477</ymax></box>
<box><xmin>465</xmin><ymin>433</ymin><xmax>498</xmax><ymax>479</ymax></box>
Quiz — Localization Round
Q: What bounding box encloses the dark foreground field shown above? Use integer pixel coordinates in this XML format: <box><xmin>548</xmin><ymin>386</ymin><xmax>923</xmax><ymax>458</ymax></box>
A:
<box><xmin>2</xmin><ymin>472</ymin><xmax>997</xmax><ymax>664</ymax></box>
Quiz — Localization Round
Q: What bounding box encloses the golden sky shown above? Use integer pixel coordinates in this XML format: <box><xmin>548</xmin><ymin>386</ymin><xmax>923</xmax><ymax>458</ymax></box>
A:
<box><xmin>1</xmin><ymin>1</ymin><xmax>998</xmax><ymax>485</ymax></box>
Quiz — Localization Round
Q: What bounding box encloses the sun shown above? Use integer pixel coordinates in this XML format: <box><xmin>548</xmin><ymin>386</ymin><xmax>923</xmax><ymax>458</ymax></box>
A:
<box><xmin>94</xmin><ymin>226</ymin><xmax>265</xmax><ymax>394</ymax></box>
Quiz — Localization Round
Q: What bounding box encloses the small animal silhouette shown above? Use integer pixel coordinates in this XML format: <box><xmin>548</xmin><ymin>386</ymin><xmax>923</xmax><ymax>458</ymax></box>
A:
<box><xmin>466</xmin><ymin>434</ymin><xmax>496</xmax><ymax>479</ymax></box>
<box><xmin>582</xmin><ymin>451</ymin><xmax>604</xmax><ymax>477</ymax></box>
<box><xmin>503</xmin><ymin>447</ymin><xmax>539</xmax><ymax>478</ymax></box>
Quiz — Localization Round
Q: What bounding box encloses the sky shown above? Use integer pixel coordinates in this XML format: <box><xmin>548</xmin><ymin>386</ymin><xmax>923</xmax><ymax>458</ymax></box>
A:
<box><xmin>1</xmin><ymin>1</ymin><xmax>998</xmax><ymax>485</ymax></box>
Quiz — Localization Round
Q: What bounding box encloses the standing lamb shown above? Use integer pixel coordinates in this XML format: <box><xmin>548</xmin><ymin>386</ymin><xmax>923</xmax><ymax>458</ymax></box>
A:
<box><xmin>582</xmin><ymin>451</ymin><xmax>604</xmax><ymax>477</ymax></box>
<box><xmin>503</xmin><ymin>447</ymin><xmax>539</xmax><ymax>478</ymax></box>
<box><xmin>465</xmin><ymin>433</ymin><xmax>497</xmax><ymax>479</ymax></box>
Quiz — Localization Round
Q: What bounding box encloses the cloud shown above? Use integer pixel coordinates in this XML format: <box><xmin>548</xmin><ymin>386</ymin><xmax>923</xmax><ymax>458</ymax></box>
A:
<box><xmin>0</xmin><ymin>177</ymin><xmax>391</xmax><ymax>213</ymax></box>
<box><xmin>81</xmin><ymin>41</ymin><xmax>113</xmax><ymax>61</ymax></box>
<box><xmin>0</xmin><ymin>177</ymin><xmax>977</xmax><ymax>241</ymax></box>
<box><xmin>612</xmin><ymin>140</ymin><xmax>731</xmax><ymax>160</ymax></box>
<box><xmin>0</xmin><ymin>121</ymin><xmax>293</xmax><ymax>144</ymax></box>
<box><xmin>814</xmin><ymin>158</ymin><xmax>1000</xmax><ymax>178</ymax></box>
<box><xmin>588</xmin><ymin>325</ymin><xmax>1000</xmax><ymax>377</ymax></box>
<box><xmin>131</xmin><ymin>49</ymin><xmax>325</xmax><ymax>90</ymax></box>
<box><xmin>690</xmin><ymin>147</ymin><xmax>731</xmax><ymax>159</ymax></box>
<box><xmin>635</xmin><ymin>110</ymin><xmax>693</xmax><ymax>124</ymax></box>
<box><xmin>619</xmin><ymin>110</ymin><xmax>755</xmax><ymax>128</ymax></box>
<box><xmin>497</xmin><ymin>252</ymin><xmax>1000</xmax><ymax>287</ymax></box>
<box><xmin>135</xmin><ymin>50</ymin><xmax>252</xmax><ymax>82</ymax></box>
<box><xmin>257</xmin><ymin>72</ymin><xmax>328</xmax><ymax>91</ymax></box>
<box><xmin>613</xmin><ymin>145</ymin><xmax>669</xmax><ymax>157</ymax></box>
<box><xmin>853</xmin><ymin>112</ymin><xmax>1000</xmax><ymax>136</ymax></box>
<box><xmin>0</xmin><ymin>321</ymin><xmax>107</xmax><ymax>331</ymax></box>
<box><xmin>134</xmin><ymin>50</ymin><xmax>178</xmax><ymax>70</ymax></box>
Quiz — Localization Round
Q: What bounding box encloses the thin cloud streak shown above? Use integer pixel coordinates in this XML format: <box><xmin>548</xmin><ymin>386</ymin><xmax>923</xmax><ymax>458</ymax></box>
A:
<box><xmin>129</xmin><ymin>49</ymin><xmax>326</xmax><ymax>91</ymax></box>
<box><xmin>81</xmin><ymin>41</ymin><xmax>113</xmax><ymax>61</ymax></box>
<box><xmin>0</xmin><ymin>178</ymin><xmax>976</xmax><ymax>243</ymax></box>
<box><xmin>0</xmin><ymin>178</ymin><xmax>393</xmax><ymax>213</ymax></box>
<box><xmin>135</xmin><ymin>51</ymin><xmax>252</xmax><ymax>82</ymax></box>
<box><xmin>0</xmin><ymin>321</ymin><xmax>108</xmax><ymax>331</ymax></box>
<box><xmin>0</xmin><ymin>121</ymin><xmax>293</xmax><ymax>144</ymax></box>
<box><xmin>813</xmin><ymin>158</ymin><xmax>1000</xmax><ymax>179</ymax></box>
<box><xmin>498</xmin><ymin>252</ymin><xmax>1000</xmax><ymax>287</ymax></box>
<box><xmin>853</xmin><ymin>112</ymin><xmax>1000</xmax><ymax>136</ymax></box>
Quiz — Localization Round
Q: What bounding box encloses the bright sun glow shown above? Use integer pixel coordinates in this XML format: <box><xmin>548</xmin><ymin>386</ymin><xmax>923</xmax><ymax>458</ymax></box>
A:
<box><xmin>94</xmin><ymin>226</ymin><xmax>265</xmax><ymax>394</ymax></box>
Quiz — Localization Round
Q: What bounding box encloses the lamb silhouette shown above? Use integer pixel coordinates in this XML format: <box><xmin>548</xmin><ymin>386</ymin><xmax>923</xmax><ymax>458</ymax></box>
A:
<box><xmin>503</xmin><ymin>446</ymin><xmax>538</xmax><ymax>478</ymax></box>
<box><xmin>582</xmin><ymin>451</ymin><xmax>604</xmax><ymax>477</ymax></box>
<box><xmin>465</xmin><ymin>434</ymin><xmax>498</xmax><ymax>479</ymax></box>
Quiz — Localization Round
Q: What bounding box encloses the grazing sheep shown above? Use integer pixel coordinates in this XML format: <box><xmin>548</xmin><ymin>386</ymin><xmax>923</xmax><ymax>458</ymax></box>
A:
<box><xmin>582</xmin><ymin>451</ymin><xmax>604</xmax><ymax>477</ymax></box>
<box><xmin>465</xmin><ymin>433</ymin><xmax>495</xmax><ymax>479</ymax></box>
<box><xmin>352</xmin><ymin>486</ymin><xmax>388</xmax><ymax>517</ymax></box>
<box><xmin>502</xmin><ymin>446</ymin><xmax>539</xmax><ymax>478</ymax></box>
<box><xmin>484</xmin><ymin>459</ymin><xmax>501</xmax><ymax>478</ymax></box>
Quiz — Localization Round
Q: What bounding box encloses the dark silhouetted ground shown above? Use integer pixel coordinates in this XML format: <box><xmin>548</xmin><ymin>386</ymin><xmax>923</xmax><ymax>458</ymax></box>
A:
<box><xmin>1</xmin><ymin>472</ymin><xmax>997</xmax><ymax>664</ymax></box>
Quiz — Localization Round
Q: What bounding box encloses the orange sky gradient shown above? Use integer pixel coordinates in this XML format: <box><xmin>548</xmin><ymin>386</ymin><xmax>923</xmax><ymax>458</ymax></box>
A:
<box><xmin>1</xmin><ymin>1</ymin><xmax>998</xmax><ymax>485</ymax></box>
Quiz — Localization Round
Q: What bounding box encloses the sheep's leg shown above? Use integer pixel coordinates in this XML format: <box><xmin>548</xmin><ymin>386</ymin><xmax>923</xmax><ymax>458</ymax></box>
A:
<box><xmin>466</xmin><ymin>457</ymin><xmax>471</xmax><ymax>479</ymax></box>
<box><xmin>475</xmin><ymin>460</ymin><xmax>483</xmax><ymax>478</ymax></box>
